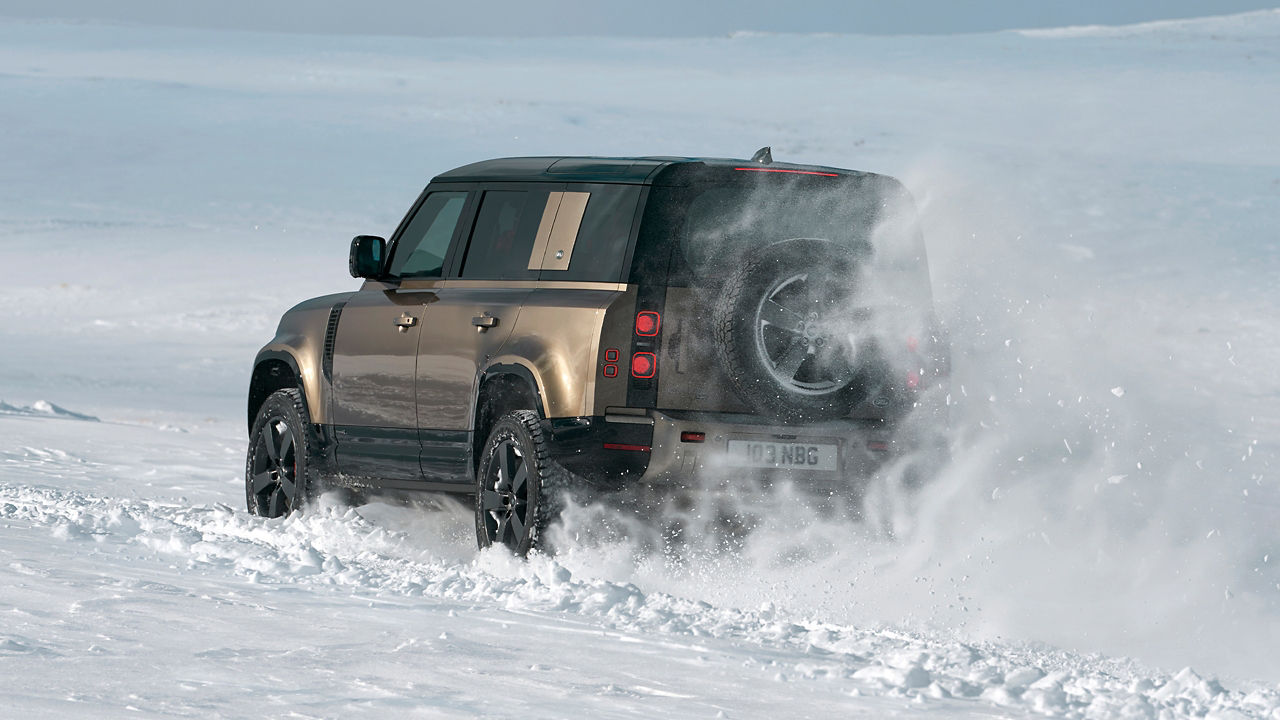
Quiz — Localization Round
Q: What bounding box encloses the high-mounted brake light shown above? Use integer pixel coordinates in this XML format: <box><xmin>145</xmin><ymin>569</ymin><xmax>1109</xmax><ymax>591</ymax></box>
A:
<box><xmin>631</xmin><ymin>352</ymin><xmax>656</xmax><ymax>378</ymax></box>
<box><xmin>732</xmin><ymin>167</ymin><xmax>839</xmax><ymax>177</ymax></box>
<box><xmin>635</xmin><ymin>311</ymin><xmax>661</xmax><ymax>336</ymax></box>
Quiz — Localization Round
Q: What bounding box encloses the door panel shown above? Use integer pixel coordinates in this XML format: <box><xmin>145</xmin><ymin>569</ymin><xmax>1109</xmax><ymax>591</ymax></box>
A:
<box><xmin>416</xmin><ymin>285</ymin><xmax>531</xmax><ymax>432</ymax></box>
<box><xmin>330</xmin><ymin>284</ymin><xmax>438</xmax><ymax>480</ymax></box>
<box><xmin>414</xmin><ymin>185</ymin><xmax>551</xmax><ymax>455</ymax></box>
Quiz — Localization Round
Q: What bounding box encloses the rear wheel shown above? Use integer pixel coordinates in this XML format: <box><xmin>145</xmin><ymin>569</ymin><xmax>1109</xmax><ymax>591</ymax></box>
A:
<box><xmin>474</xmin><ymin>410</ymin><xmax>563</xmax><ymax>556</ymax></box>
<box><xmin>245</xmin><ymin>388</ymin><xmax>319</xmax><ymax>517</ymax></box>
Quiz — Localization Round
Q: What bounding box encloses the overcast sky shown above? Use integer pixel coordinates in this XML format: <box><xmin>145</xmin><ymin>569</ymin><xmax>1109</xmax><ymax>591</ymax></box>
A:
<box><xmin>2</xmin><ymin>0</ymin><xmax>1276</xmax><ymax>36</ymax></box>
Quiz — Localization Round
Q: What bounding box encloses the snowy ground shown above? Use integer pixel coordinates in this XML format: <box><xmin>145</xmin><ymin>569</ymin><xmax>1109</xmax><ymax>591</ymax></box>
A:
<box><xmin>1</xmin><ymin>10</ymin><xmax>1279</xmax><ymax>718</ymax></box>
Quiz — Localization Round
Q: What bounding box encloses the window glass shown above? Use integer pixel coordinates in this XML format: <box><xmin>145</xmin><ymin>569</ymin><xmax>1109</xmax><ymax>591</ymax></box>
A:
<box><xmin>542</xmin><ymin>184</ymin><xmax>641</xmax><ymax>282</ymax></box>
<box><xmin>460</xmin><ymin>190</ymin><xmax>545</xmax><ymax>280</ymax></box>
<box><xmin>639</xmin><ymin>175</ymin><xmax>927</xmax><ymax>292</ymax></box>
<box><xmin>387</xmin><ymin>191</ymin><xmax>467</xmax><ymax>279</ymax></box>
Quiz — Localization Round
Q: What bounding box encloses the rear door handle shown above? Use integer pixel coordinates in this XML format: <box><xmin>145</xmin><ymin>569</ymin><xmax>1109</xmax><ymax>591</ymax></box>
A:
<box><xmin>471</xmin><ymin>313</ymin><xmax>498</xmax><ymax>330</ymax></box>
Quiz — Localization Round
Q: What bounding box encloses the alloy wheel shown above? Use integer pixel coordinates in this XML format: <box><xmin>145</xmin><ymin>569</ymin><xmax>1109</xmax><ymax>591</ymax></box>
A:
<box><xmin>249</xmin><ymin>417</ymin><xmax>298</xmax><ymax>517</ymax></box>
<box><xmin>480</xmin><ymin>439</ymin><xmax>531</xmax><ymax>549</ymax></box>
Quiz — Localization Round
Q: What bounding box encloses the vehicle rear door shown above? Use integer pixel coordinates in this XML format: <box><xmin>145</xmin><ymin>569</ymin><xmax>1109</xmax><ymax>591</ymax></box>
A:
<box><xmin>414</xmin><ymin>184</ymin><xmax>555</xmax><ymax>481</ymax></box>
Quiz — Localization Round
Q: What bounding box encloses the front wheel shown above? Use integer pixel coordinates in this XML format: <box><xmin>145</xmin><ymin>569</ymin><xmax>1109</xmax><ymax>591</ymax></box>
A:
<box><xmin>245</xmin><ymin>388</ymin><xmax>319</xmax><ymax>517</ymax></box>
<box><xmin>474</xmin><ymin>410</ymin><xmax>563</xmax><ymax>556</ymax></box>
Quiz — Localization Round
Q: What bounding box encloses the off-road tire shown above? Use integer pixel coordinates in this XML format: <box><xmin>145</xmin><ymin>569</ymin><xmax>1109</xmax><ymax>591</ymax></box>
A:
<box><xmin>474</xmin><ymin>410</ymin><xmax>565</xmax><ymax>556</ymax></box>
<box><xmin>713</xmin><ymin>238</ymin><xmax>884</xmax><ymax>423</ymax></box>
<box><xmin>245</xmin><ymin>388</ymin><xmax>323</xmax><ymax>517</ymax></box>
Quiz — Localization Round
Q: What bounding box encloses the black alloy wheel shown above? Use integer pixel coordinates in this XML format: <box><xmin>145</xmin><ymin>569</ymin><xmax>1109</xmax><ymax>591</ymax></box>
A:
<box><xmin>246</xmin><ymin>388</ymin><xmax>315</xmax><ymax>517</ymax></box>
<box><xmin>481</xmin><ymin>438</ymin><xmax>531</xmax><ymax>547</ymax></box>
<box><xmin>475</xmin><ymin>410</ymin><xmax>562</xmax><ymax>556</ymax></box>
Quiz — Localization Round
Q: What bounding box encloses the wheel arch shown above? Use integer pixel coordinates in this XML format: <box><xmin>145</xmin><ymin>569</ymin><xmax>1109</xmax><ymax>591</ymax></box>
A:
<box><xmin>472</xmin><ymin>361</ymin><xmax>547</xmax><ymax>475</ymax></box>
<box><xmin>248</xmin><ymin>351</ymin><xmax>304</xmax><ymax>433</ymax></box>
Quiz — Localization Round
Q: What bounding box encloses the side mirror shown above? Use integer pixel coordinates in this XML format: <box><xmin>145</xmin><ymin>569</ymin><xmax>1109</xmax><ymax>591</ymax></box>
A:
<box><xmin>349</xmin><ymin>235</ymin><xmax>386</xmax><ymax>279</ymax></box>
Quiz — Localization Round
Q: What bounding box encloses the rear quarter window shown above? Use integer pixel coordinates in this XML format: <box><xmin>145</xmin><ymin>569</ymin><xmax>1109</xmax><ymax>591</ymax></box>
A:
<box><xmin>539</xmin><ymin>184</ymin><xmax>642</xmax><ymax>283</ymax></box>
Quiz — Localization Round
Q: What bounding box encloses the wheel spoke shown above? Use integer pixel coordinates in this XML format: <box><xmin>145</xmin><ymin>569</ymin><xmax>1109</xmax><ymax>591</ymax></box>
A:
<box><xmin>759</xmin><ymin>299</ymin><xmax>804</xmax><ymax>331</ymax></box>
<box><xmin>262</xmin><ymin>426</ymin><xmax>280</xmax><ymax>463</ymax></box>
<box><xmin>277</xmin><ymin>474</ymin><xmax>296</xmax><ymax>503</ymax></box>
<box><xmin>251</xmin><ymin>471</ymin><xmax>274</xmax><ymax>493</ymax></box>
<box><xmin>481</xmin><ymin>490</ymin><xmax>505</xmax><ymax>512</ymax></box>
<box><xmin>494</xmin><ymin>515</ymin><xmax>510</xmax><ymax>544</ymax></box>
<box><xmin>277</xmin><ymin>429</ymin><xmax>294</xmax><ymax>465</ymax></box>
<box><xmin>267</xmin><ymin>488</ymin><xmax>283</xmax><ymax>516</ymax></box>
<box><xmin>498</xmin><ymin>443</ymin><xmax>516</xmax><ymax>491</ymax></box>
<box><xmin>508</xmin><ymin>510</ymin><xmax>526</xmax><ymax>544</ymax></box>
<box><xmin>773</xmin><ymin>338</ymin><xmax>811</xmax><ymax>381</ymax></box>
<box><xmin>511</xmin><ymin>462</ymin><xmax>529</xmax><ymax>495</ymax></box>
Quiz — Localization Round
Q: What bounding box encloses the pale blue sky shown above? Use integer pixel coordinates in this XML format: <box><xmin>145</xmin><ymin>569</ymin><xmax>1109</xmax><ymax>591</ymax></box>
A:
<box><xmin>2</xmin><ymin>0</ymin><xmax>1276</xmax><ymax>36</ymax></box>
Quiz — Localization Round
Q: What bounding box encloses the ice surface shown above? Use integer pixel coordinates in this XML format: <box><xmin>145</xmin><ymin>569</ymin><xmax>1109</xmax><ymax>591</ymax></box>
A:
<box><xmin>1</xmin><ymin>9</ymin><xmax>1278</xmax><ymax>718</ymax></box>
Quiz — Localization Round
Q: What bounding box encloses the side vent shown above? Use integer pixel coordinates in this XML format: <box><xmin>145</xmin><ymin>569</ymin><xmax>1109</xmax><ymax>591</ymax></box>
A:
<box><xmin>322</xmin><ymin>302</ymin><xmax>346</xmax><ymax>382</ymax></box>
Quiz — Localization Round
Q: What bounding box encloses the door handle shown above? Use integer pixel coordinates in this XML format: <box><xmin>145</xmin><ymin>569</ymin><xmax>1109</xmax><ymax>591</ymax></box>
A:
<box><xmin>395</xmin><ymin>313</ymin><xmax>418</xmax><ymax>332</ymax></box>
<box><xmin>471</xmin><ymin>313</ymin><xmax>498</xmax><ymax>331</ymax></box>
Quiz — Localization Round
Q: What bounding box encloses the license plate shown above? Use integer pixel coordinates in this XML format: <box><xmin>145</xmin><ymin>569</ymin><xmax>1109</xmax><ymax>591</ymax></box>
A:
<box><xmin>724</xmin><ymin>440</ymin><xmax>839</xmax><ymax>471</ymax></box>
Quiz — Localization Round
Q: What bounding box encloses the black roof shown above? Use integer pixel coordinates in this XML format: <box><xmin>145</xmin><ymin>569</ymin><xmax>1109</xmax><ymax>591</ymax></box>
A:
<box><xmin>432</xmin><ymin>156</ymin><xmax>870</xmax><ymax>186</ymax></box>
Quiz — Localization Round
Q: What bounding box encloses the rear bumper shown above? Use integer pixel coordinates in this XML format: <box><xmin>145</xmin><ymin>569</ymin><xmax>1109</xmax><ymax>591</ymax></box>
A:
<box><xmin>546</xmin><ymin>408</ymin><xmax>913</xmax><ymax>494</ymax></box>
<box><xmin>642</xmin><ymin>409</ymin><xmax>897</xmax><ymax>489</ymax></box>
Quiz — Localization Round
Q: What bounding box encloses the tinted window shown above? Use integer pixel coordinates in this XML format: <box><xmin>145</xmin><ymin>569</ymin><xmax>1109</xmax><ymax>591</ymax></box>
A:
<box><xmin>637</xmin><ymin>175</ymin><xmax>928</xmax><ymax>294</ymax></box>
<box><xmin>460</xmin><ymin>190</ymin><xmax>546</xmax><ymax>280</ymax></box>
<box><xmin>388</xmin><ymin>191</ymin><xmax>468</xmax><ymax>279</ymax></box>
<box><xmin>541</xmin><ymin>184</ymin><xmax>641</xmax><ymax>282</ymax></box>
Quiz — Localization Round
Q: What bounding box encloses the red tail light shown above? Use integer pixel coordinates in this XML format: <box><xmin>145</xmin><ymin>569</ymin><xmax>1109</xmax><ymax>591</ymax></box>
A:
<box><xmin>906</xmin><ymin>370</ymin><xmax>921</xmax><ymax>389</ymax></box>
<box><xmin>680</xmin><ymin>431</ymin><xmax>705</xmax><ymax>443</ymax></box>
<box><xmin>631</xmin><ymin>352</ymin><xmax>656</xmax><ymax>378</ymax></box>
<box><xmin>635</xmin><ymin>311</ymin><xmax>661</xmax><ymax>336</ymax></box>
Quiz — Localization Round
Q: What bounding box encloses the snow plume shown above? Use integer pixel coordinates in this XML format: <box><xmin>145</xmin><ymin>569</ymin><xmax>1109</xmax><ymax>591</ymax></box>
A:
<box><xmin>550</xmin><ymin>160</ymin><xmax>1280</xmax><ymax>682</ymax></box>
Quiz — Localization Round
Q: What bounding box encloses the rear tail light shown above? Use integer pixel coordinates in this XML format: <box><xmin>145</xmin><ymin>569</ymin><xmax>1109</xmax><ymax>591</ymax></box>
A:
<box><xmin>907</xmin><ymin>336</ymin><xmax>919</xmax><ymax>352</ymax></box>
<box><xmin>906</xmin><ymin>370</ymin><xmax>921</xmax><ymax>389</ymax></box>
<box><xmin>680</xmin><ymin>431</ymin><xmax>705</xmax><ymax>443</ymax></box>
<box><xmin>635</xmin><ymin>311</ymin><xmax>661</xmax><ymax>336</ymax></box>
<box><xmin>867</xmin><ymin>440</ymin><xmax>890</xmax><ymax>452</ymax></box>
<box><xmin>631</xmin><ymin>352</ymin><xmax>656</xmax><ymax>378</ymax></box>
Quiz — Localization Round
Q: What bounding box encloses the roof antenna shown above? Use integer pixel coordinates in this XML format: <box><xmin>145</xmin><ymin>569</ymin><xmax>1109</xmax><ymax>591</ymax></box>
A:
<box><xmin>750</xmin><ymin>146</ymin><xmax>773</xmax><ymax>164</ymax></box>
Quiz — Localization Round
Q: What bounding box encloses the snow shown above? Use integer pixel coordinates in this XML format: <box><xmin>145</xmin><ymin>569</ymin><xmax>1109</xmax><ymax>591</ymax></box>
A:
<box><xmin>2</xmin><ymin>10</ymin><xmax>1279</xmax><ymax>718</ymax></box>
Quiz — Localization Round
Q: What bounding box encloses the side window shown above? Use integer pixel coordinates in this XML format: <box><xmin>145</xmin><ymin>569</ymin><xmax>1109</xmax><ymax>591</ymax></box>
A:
<box><xmin>460</xmin><ymin>190</ymin><xmax>546</xmax><ymax>280</ymax></box>
<box><xmin>387</xmin><ymin>191</ymin><xmax>468</xmax><ymax>279</ymax></box>
<box><xmin>541</xmin><ymin>184</ymin><xmax>642</xmax><ymax>282</ymax></box>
